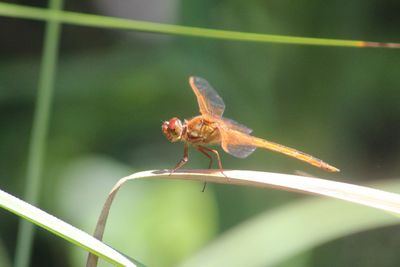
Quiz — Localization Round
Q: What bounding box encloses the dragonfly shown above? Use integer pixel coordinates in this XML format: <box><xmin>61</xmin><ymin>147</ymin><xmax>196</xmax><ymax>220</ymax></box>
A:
<box><xmin>162</xmin><ymin>76</ymin><xmax>340</xmax><ymax>180</ymax></box>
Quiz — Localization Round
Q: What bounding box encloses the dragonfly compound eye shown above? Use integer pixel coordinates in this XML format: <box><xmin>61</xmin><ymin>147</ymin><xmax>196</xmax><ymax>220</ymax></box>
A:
<box><xmin>168</xmin><ymin>117</ymin><xmax>182</xmax><ymax>130</ymax></box>
<box><xmin>162</xmin><ymin>118</ymin><xmax>182</xmax><ymax>142</ymax></box>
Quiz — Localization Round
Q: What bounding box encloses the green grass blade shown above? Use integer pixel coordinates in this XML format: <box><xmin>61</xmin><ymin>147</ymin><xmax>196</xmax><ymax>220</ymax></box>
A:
<box><xmin>0</xmin><ymin>239</ymin><xmax>11</xmax><ymax>267</ymax></box>
<box><xmin>13</xmin><ymin>1</ymin><xmax>63</xmax><ymax>267</ymax></box>
<box><xmin>0</xmin><ymin>2</ymin><xmax>399</xmax><ymax>48</ymax></box>
<box><xmin>180</xmin><ymin>179</ymin><xmax>400</xmax><ymax>267</ymax></box>
<box><xmin>0</xmin><ymin>188</ymin><xmax>136</xmax><ymax>267</ymax></box>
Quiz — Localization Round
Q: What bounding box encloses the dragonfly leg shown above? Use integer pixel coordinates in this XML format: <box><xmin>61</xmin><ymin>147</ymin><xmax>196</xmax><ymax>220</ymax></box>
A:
<box><xmin>195</xmin><ymin>145</ymin><xmax>214</xmax><ymax>192</ymax></box>
<box><xmin>195</xmin><ymin>145</ymin><xmax>213</xmax><ymax>169</ymax></box>
<box><xmin>197</xmin><ymin>145</ymin><xmax>227</xmax><ymax>178</ymax></box>
<box><xmin>170</xmin><ymin>143</ymin><xmax>189</xmax><ymax>175</ymax></box>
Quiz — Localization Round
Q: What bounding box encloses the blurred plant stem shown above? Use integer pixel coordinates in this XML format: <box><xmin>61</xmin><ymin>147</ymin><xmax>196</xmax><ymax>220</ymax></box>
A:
<box><xmin>13</xmin><ymin>0</ymin><xmax>64</xmax><ymax>267</ymax></box>
<box><xmin>0</xmin><ymin>2</ymin><xmax>399</xmax><ymax>48</ymax></box>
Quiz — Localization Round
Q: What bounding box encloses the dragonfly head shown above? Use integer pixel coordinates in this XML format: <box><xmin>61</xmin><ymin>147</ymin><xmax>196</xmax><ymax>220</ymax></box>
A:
<box><xmin>162</xmin><ymin>117</ymin><xmax>183</xmax><ymax>142</ymax></box>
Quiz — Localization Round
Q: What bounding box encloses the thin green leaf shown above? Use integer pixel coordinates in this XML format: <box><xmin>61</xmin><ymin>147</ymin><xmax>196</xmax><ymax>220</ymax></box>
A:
<box><xmin>0</xmin><ymin>2</ymin><xmax>398</xmax><ymax>48</ymax></box>
<box><xmin>14</xmin><ymin>1</ymin><xmax>63</xmax><ymax>267</ymax></box>
<box><xmin>0</xmin><ymin>188</ymin><xmax>136</xmax><ymax>267</ymax></box>
<box><xmin>0</xmin><ymin>239</ymin><xmax>11</xmax><ymax>267</ymax></box>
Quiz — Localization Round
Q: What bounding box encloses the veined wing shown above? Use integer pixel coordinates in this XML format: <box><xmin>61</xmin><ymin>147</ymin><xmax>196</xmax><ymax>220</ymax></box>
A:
<box><xmin>220</xmin><ymin>118</ymin><xmax>253</xmax><ymax>134</ymax></box>
<box><xmin>189</xmin><ymin>76</ymin><xmax>225</xmax><ymax>117</ymax></box>
<box><xmin>219</xmin><ymin>127</ymin><xmax>340</xmax><ymax>172</ymax></box>
<box><xmin>219</xmin><ymin>127</ymin><xmax>257</xmax><ymax>158</ymax></box>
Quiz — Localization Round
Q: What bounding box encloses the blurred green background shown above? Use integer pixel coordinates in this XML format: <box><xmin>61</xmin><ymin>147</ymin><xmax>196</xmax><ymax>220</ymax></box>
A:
<box><xmin>1</xmin><ymin>0</ymin><xmax>399</xmax><ymax>266</ymax></box>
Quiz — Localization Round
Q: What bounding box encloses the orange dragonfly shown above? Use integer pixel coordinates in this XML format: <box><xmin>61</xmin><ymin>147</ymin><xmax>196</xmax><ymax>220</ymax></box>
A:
<box><xmin>162</xmin><ymin>76</ymin><xmax>339</xmax><ymax>176</ymax></box>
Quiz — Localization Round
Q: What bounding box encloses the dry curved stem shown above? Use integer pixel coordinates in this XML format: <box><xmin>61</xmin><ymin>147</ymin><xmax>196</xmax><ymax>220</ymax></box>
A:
<box><xmin>86</xmin><ymin>169</ymin><xmax>400</xmax><ymax>267</ymax></box>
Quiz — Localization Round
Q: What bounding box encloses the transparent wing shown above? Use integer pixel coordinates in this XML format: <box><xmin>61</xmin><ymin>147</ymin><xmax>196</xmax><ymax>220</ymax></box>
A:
<box><xmin>219</xmin><ymin>127</ymin><xmax>257</xmax><ymax>158</ymax></box>
<box><xmin>189</xmin><ymin>76</ymin><xmax>225</xmax><ymax>117</ymax></box>
<box><xmin>221</xmin><ymin>118</ymin><xmax>252</xmax><ymax>134</ymax></box>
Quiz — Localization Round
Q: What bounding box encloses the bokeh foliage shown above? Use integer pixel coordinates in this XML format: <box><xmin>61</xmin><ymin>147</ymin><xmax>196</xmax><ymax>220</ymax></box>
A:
<box><xmin>0</xmin><ymin>0</ymin><xmax>399</xmax><ymax>266</ymax></box>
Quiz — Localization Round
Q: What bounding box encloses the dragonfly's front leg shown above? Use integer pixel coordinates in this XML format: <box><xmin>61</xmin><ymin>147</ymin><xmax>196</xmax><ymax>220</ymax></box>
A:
<box><xmin>170</xmin><ymin>143</ymin><xmax>189</xmax><ymax>175</ymax></box>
